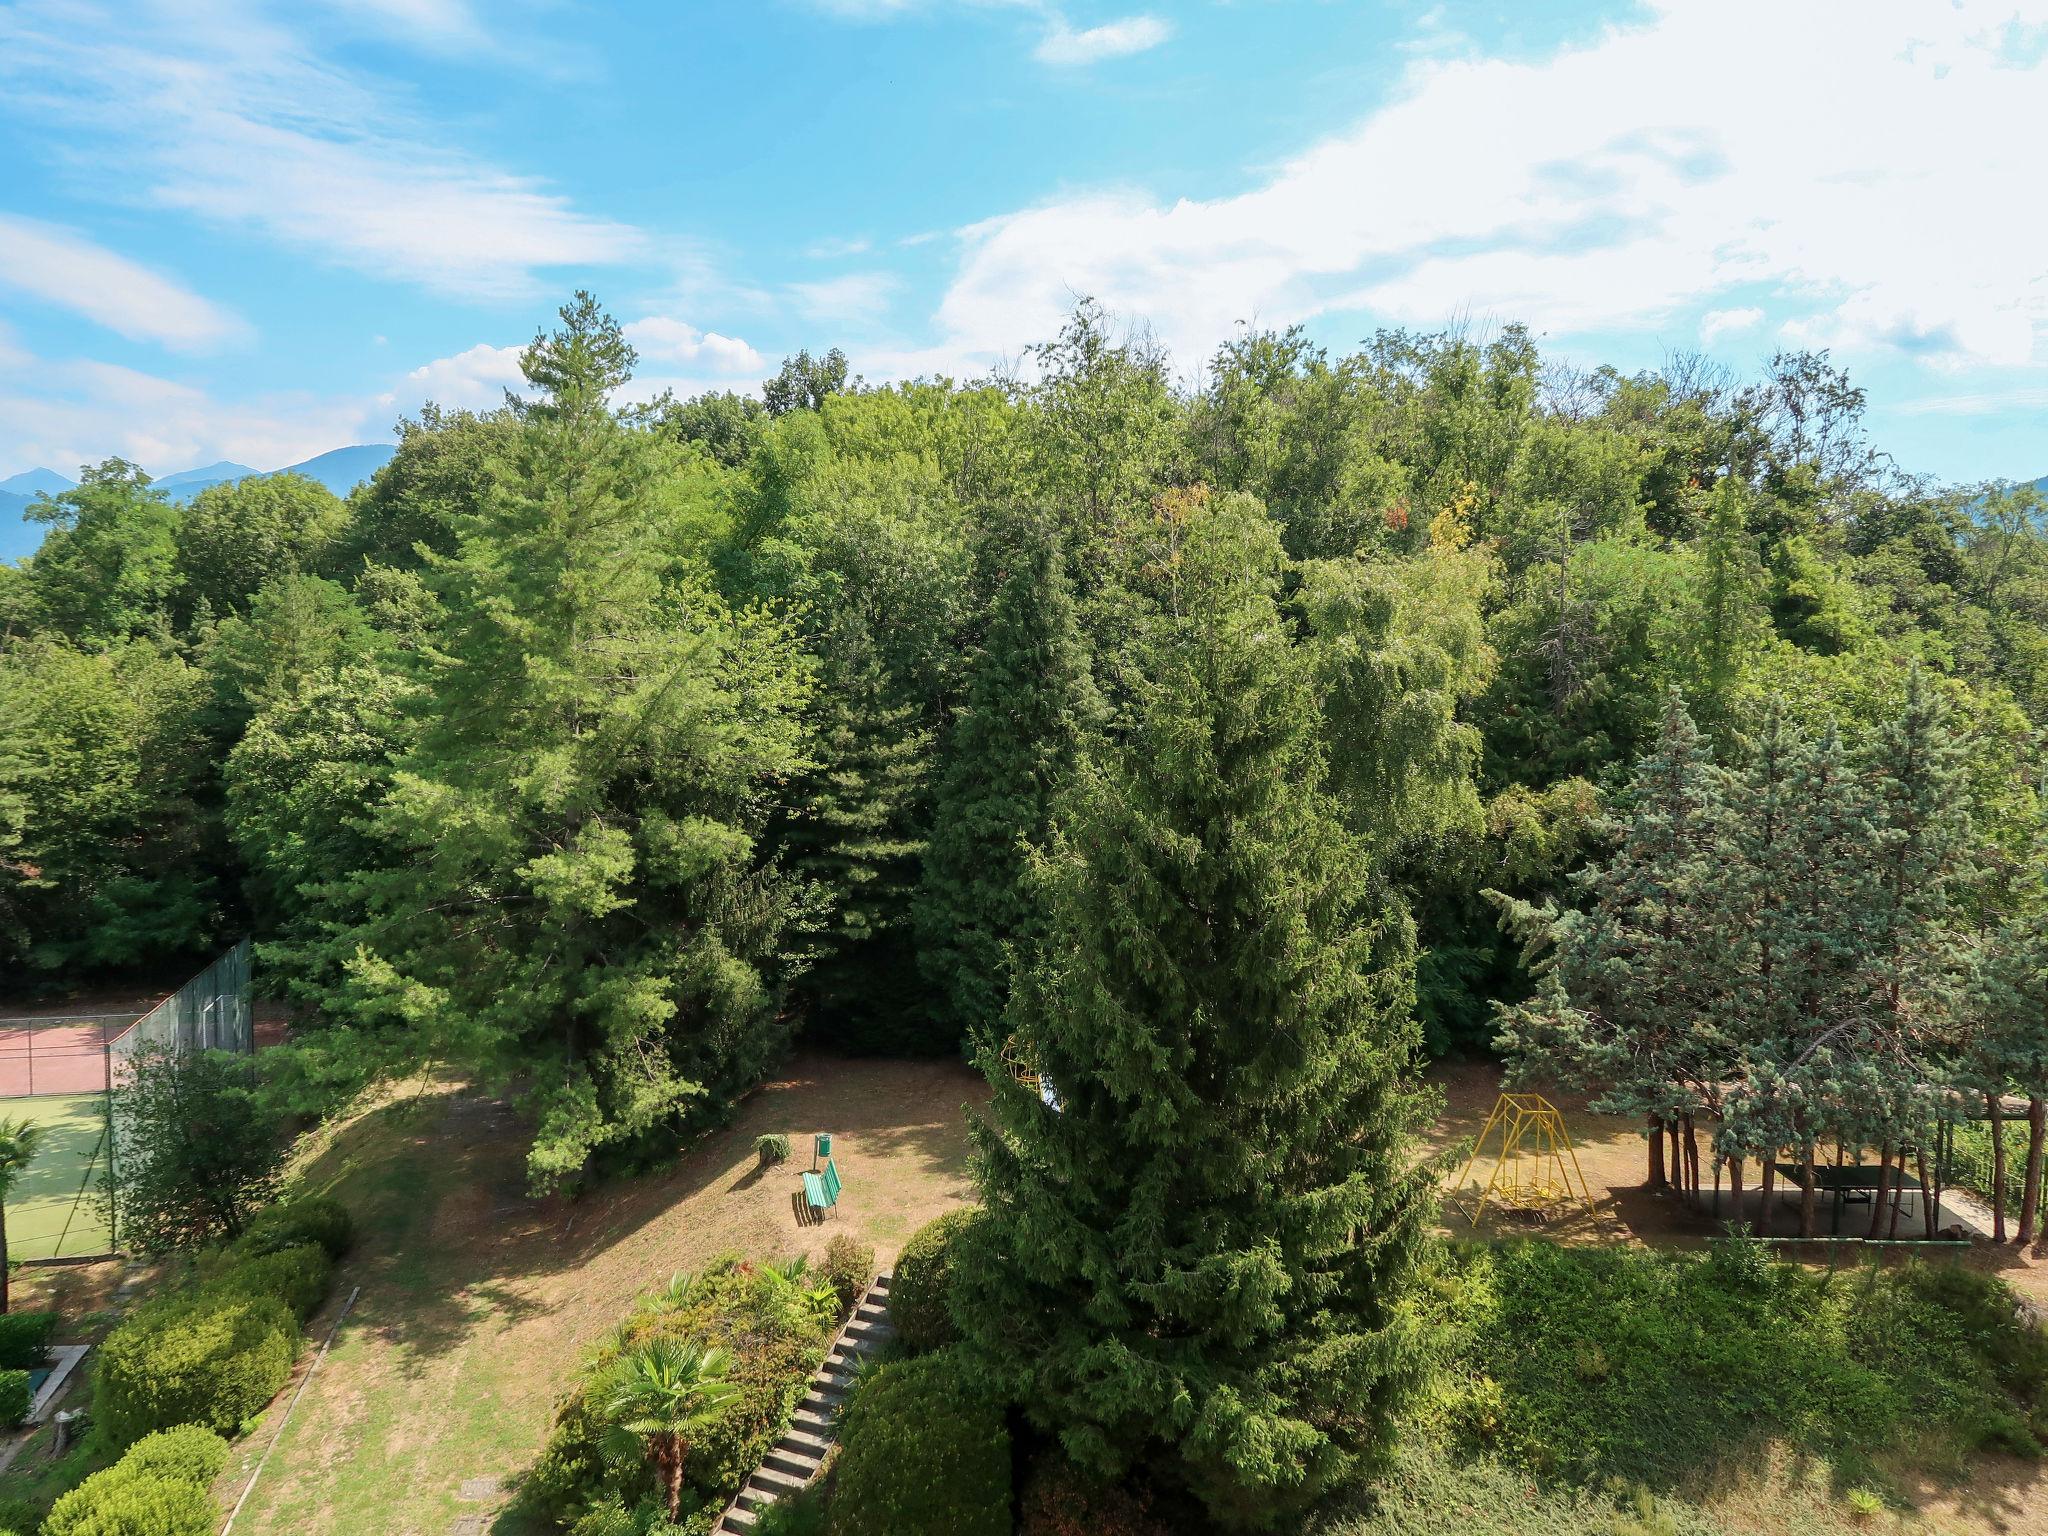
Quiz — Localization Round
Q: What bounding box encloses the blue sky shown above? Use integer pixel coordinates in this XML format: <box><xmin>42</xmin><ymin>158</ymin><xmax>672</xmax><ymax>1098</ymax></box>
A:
<box><xmin>1</xmin><ymin>0</ymin><xmax>2044</xmax><ymax>486</ymax></box>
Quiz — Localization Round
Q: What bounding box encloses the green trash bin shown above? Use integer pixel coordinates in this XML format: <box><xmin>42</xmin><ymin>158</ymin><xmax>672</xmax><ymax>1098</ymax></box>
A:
<box><xmin>814</xmin><ymin>1132</ymin><xmax>832</xmax><ymax>1170</ymax></box>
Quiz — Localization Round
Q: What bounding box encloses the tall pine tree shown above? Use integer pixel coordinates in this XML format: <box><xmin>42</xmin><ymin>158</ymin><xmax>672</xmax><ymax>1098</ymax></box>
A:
<box><xmin>327</xmin><ymin>294</ymin><xmax>813</xmax><ymax>1188</ymax></box>
<box><xmin>952</xmin><ymin>491</ymin><xmax>1436</xmax><ymax>1530</ymax></box>
<box><xmin>914</xmin><ymin>511</ymin><xmax>1098</xmax><ymax>1043</ymax></box>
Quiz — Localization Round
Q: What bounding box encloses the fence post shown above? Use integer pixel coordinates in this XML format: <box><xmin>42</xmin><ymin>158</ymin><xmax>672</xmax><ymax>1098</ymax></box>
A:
<box><xmin>104</xmin><ymin>1019</ymin><xmax>117</xmax><ymax>1255</ymax></box>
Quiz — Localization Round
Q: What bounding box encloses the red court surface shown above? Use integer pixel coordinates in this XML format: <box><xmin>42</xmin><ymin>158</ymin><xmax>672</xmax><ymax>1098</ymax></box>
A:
<box><xmin>0</xmin><ymin>1018</ymin><xmax>133</xmax><ymax>1098</ymax></box>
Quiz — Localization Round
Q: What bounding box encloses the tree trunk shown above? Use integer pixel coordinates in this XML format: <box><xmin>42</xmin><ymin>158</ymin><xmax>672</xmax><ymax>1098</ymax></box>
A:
<box><xmin>1668</xmin><ymin>1118</ymin><xmax>1682</xmax><ymax>1194</ymax></box>
<box><xmin>1800</xmin><ymin>1140</ymin><xmax>1818</xmax><ymax>1239</ymax></box>
<box><xmin>1683</xmin><ymin>1116</ymin><xmax>1701</xmax><ymax>1201</ymax></box>
<box><xmin>1729</xmin><ymin>1154</ymin><xmax>1745</xmax><ymax>1224</ymax></box>
<box><xmin>2019</xmin><ymin>1098</ymin><xmax>2045</xmax><ymax>1247</ymax></box>
<box><xmin>0</xmin><ymin>1202</ymin><xmax>9</xmax><ymax>1314</ymax></box>
<box><xmin>1647</xmin><ymin>1114</ymin><xmax>1667</xmax><ymax>1189</ymax></box>
<box><xmin>1866</xmin><ymin>1142</ymin><xmax>1893</xmax><ymax>1241</ymax></box>
<box><xmin>1886</xmin><ymin>1154</ymin><xmax>1906</xmax><ymax>1241</ymax></box>
<box><xmin>1915</xmin><ymin>1147</ymin><xmax>1935</xmax><ymax>1240</ymax></box>
<box><xmin>1988</xmin><ymin>1093</ymin><xmax>2009</xmax><ymax>1243</ymax></box>
<box><xmin>1758</xmin><ymin>1153</ymin><xmax>1776</xmax><ymax>1238</ymax></box>
<box><xmin>661</xmin><ymin>1435</ymin><xmax>686</xmax><ymax>1520</ymax></box>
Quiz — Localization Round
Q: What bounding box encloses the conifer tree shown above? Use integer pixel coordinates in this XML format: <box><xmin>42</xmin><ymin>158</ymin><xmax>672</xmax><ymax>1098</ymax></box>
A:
<box><xmin>1972</xmin><ymin>824</ymin><xmax>2048</xmax><ymax>1248</ymax></box>
<box><xmin>1494</xmin><ymin>691</ymin><xmax>1729</xmax><ymax>1190</ymax></box>
<box><xmin>328</xmin><ymin>293</ymin><xmax>812</xmax><ymax>1187</ymax></box>
<box><xmin>951</xmin><ymin>491</ymin><xmax>1436</xmax><ymax>1530</ymax></box>
<box><xmin>780</xmin><ymin>646</ymin><xmax>934</xmax><ymax>1051</ymax></box>
<box><xmin>914</xmin><ymin>512</ymin><xmax>1098</xmax><ymax>1041</ymax></box>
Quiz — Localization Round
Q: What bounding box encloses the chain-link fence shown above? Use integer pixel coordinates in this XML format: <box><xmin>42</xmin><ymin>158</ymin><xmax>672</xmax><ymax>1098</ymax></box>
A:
<box><xmin>0</xmin><ymin>938</ymin><xmax>253</xmax><ymax>1260</ymax></box>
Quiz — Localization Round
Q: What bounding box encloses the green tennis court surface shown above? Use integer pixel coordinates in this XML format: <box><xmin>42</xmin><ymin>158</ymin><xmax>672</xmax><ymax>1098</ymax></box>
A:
<box><xmin>3</xmin><ymin>1093</ymin><xmax>112</xmax><ymax>1260</ymax></box>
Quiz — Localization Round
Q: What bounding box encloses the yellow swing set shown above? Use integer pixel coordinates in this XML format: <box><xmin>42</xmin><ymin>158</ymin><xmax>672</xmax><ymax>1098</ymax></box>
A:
<box><xmin>1452</xmin><ymin>1092</ymin><xmax>1592</xmax><ymax>1223</ymax></box>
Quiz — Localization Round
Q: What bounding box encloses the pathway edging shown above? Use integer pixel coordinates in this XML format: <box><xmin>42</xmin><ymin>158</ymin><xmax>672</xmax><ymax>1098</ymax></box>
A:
<box><xmin>714</xmin><ymin>1272</ymin><xmax>893</xmax><ymax>1534</ymax></box>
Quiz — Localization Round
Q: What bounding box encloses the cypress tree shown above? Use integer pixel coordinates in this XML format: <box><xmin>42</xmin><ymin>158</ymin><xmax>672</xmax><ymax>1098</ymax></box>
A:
<box><xmin>951</xmin><ymin>491</ymin><xmax>1436</xmax><ymax>1530</ymax></box>
<box><xmin>914</xmin><ymin>512</ymin><xmax>1098</xmax><ymax>1043</ymax></box>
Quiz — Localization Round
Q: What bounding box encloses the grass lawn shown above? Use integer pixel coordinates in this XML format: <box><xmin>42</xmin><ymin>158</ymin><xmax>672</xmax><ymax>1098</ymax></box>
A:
<box><xmin>218</xmin><ymin>1053</ymin><xmax>986</xmax><ymax>1536</ymax></box>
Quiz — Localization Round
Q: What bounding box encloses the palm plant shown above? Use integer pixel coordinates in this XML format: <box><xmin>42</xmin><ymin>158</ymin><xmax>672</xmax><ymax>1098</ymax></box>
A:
<box><xmin>0</xmin><ymin>1118</ymin><xmax>45</xmax><ymax>1313</ymax></box>
<box><xmin>601</xmin><ymin>1338</ymin><xmax>741</xmax><ymax>1519</ymax></box>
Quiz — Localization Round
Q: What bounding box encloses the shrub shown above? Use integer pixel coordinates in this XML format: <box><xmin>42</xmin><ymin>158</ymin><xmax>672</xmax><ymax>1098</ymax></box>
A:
<box><xmin>202</xmin><ymin>1242</ymin><xmax>334</xmax><ymax>1321</ymax></box>
<box><xmin>42</xmin><ymin>1426</ymin><xmax>228</xmax><ymax>1536</ymax></box>
<box><xmin>116</xmin><ymin>1425</ymin><xmax>231</xmax><ymax>1486</ymax></box>
<box><xmin>820</xmin><ymin>1235</ymin><xmax>875</xmax><ymax>1314</ymax></box>
<box><xmin>0</xmin><ymin>1310</ymin><xmax>59</xmax><ymax>1370</ymax></box>
<box><xmin>105</xmin><ymin>1043</ymin><xmax>285</xmax><ymax>1255</ymax></box>
<box><xmin>234</xmin><ymin>1195</ymin><xmax>353</xmax><ymax>1261</ymax></box>
<box><xmin>528</xmin><ymin>1256</ymin><xmax>836</xmax><ymax>1525</ymax></box>
<box><xmin>757</xmin><ymin>1133</ymin><xmax>791</xmax><ymax>1165</ymax></box>
<box><xmin>889</xmin><ymin>1210</ymin><xmax>978</xmax><ymax>1355</ymax></box>
<box><xmin>94</xmin><ymin>1290</ymin><xmax>297</xmax><ymax>1448</ymax></box>
<box><xmin>828</xmin><ymin>1347</ymin><xmax>1009</xmax><ymax>1536</ymax></box>
<box><xmin>1021</xmin><ymin>1453</ymin><xmax>1171</xmax><ymax>1536</ymax></box>
<box><xmin>755</xmin><ymin>1481</ymin><xmax>829</xmax><ymax>1536</ymax></box>
<box><xmin>0</xmin><ymin>1371</ymin><xmax>29</xmax><ymax>1429</ymax></box>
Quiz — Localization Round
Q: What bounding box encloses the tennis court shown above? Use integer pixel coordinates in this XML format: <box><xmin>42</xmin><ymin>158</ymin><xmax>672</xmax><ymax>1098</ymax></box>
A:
<box><xmin>0</xmin><ymin>939</ymin><xmax>253</xmax><ymax>1262</ymax></box>
<box><xmin>2</xmin><ymin>1093</ymin><xmax>111</xmax><ymax>1260</ymax></box>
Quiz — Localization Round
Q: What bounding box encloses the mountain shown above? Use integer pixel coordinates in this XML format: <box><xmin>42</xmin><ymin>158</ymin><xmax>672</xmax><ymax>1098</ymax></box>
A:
<box><xmin>0</xmin><ymin>443</ymin><xmax>398</xmax><ymax>565</ymax></box>
<box><xmin>154</xmin><ymin>461</ymin><xmax>260</xmax><ymax>498</ymax></box>
<box><xmin>280</xmin><ymin>444</ymin><xmax>397</xmax><ymax>498</ymax></box>
<box><xmin>0</xmin><ymin>468</ymin><xmax>75</xmax><ymax>497</ymax></box>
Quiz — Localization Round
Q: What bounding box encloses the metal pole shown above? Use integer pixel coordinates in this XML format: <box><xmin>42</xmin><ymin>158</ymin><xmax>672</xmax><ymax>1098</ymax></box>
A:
<box><xmin>104</xmin><ymin>1021</ymin><xmax>116</xmax><ymax>1254</ymax></box>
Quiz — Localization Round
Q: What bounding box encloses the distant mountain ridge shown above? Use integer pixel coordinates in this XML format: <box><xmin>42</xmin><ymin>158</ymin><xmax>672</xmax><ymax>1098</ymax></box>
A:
<box><xmin>0</xmin><ymin>443</ymin><xmax>398</xmax><ymax>564</ymax></box>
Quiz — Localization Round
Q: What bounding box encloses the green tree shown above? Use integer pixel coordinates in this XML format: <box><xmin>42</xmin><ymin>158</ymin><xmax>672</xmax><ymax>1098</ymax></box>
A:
<box><xmin>0</xmin><ymin>1118</ymin><xmax>46</xmax><ymax>1312</ymax></box>
<box><xmin>952</xmin><ymin>492</ymin><xmax>1437</xmax><ymax>1529</ymax></box>
<box><xmin>1493</xmin><ymin>692</ymin><xmax>1730</xmax><ymax>1191</ymax></box>
<box><xmin>104</xmin><ymin>1045</ymin><xmax>282</xmax><ymax>1253</ymax></box>
<box><xmin>328</xmin><ymin>293</ymin><xmax>812</xmax><ymax>1188</ymax></box>
<box><xmin>176</xmin><ymin>473</ymin><xmax>349</xmax><ymax>622</ymax></box>
<box><xmin>914</xmin><ymin>513</ymin><xmax>1098</xmax><ymax>1042</ymax></box>
<box><xmin>763</xmin><ymin>348</ymin><xmax>851</xmax><ymax>416</ymax></box>
<box><xmin>23</xmin><ymin>461</ymin><xmax>182</xmax><ymax>644</ymax></box>
<box><xmin>600</xmin><ymin>1339</ymin><xmax>740</xmax><ymax>1521</ymax></box>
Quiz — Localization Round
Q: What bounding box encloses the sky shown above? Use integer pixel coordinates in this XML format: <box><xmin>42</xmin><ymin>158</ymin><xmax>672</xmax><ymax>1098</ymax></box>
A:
<box><xmin>1</xmin><ymin>0</ymin><xmax>2045</xmax><ymax>487</ymax></box>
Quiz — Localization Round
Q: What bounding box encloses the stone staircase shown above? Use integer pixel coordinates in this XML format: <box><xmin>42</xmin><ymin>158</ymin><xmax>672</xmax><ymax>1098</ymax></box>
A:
<box><xmin>714</xmin><ymin>1272</ymin><xmax>893</xmax><ymax>1533</ymax></box>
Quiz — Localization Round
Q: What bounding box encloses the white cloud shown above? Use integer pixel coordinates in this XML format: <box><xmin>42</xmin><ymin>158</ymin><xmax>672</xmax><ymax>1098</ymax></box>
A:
<box><xmin>789</xmin><ymin>272</ymin><xmax>902</xmax><ymax>326</ymax></box>
<box><xmin>0</xmin><ymin>1</ymin><xmax>642</xmax><ymax>300</ymax></box>
<box><xmin>1895</xmin><ymin>388</ymin><xmax>2048</xmax><ymax>418</ymax></box>
<box><xmin>903</xmin><ymin>0</ymin><xmax>2048</xmax><ymax>380</ymax></box>
<box><xmin>623</xmin><ymin>317</ymin><xmax>765</xmax><ymax>375</ymax></box>
<box><xmin>1033</xmin><ymin>13</ymin><xmax>1170</xmax><ymax>66</ymax></box>
<box><xmin>0</xmin><ymin>215</ymin><xmax>243</xmax><ymax>350</ymax></box>
<box><xmin>395</xmin><ymin>342</ymin><xmax>528</xmax><ymax>413</ymax></box>
<box><xmin>1700</xmin><ymin>307</ymin><xmax>1764</xmax><ymax>345</ymax></box>
<box><xmin>0</xmin><ymin>352</ymin><xmax>376</xmax><ymax>480</ymax></box>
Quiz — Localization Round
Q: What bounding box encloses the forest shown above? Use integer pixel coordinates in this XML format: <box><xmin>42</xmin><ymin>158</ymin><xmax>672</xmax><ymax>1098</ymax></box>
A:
<box><xmin>1</xmin><ymin>292</ymin><xmax>2045</xmax><ymax>1199</ymax></box>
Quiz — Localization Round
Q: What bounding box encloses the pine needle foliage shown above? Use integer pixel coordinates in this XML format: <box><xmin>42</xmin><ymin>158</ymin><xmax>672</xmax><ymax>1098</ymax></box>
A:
<box><xmin>952</xmin><ymin>491</ymin><xmax>1439</xmax><ymax>1530</ymax></box>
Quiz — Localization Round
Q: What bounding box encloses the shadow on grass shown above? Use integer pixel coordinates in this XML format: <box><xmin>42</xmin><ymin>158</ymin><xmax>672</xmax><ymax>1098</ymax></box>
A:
<box><xmin>290</xmin><ymin>1052</ymin><xmax>984</xmax><ymax>1376</ymax></box>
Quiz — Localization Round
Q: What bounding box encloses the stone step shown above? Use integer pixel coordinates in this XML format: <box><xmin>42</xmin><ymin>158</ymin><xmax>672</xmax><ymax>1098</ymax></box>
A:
<box><xmin>778</xmin><ymin>1426</ymin><xmax>832</xmax><ymax>1457</ymax></box>
<box><xmin>748</xmin><ymin>1465</ymin><xmax>810</xmax><ymax>1501</ymax></box>
<box><xmin>763</xmin><ymin>1444</ymin><xmax>818</xmax><ymax>1480</ymax></box>
<box><xmin>792</xmin><ymin>1406</ymin><xmax>836</xmax><ymax>1435</ymax></box>
<box><xmin>719</xmin><ymin>1507</ymin><xmax>758</xmax><ymax>1533</ymax></box>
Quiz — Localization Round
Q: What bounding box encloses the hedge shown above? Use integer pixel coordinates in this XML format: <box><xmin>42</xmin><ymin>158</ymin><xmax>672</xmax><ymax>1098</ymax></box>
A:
<box><xmin>888</xmin><ymin>1210</ymin><xmax>978</xmax><ymax>1355</ymax></box>
<box><xmin>0</xmin><ymin>1310</ymin><xmax>58</xmax><ymax>1371</ymax></box>
<box><xmin>0</xmin><ymin>1372</ymin><xmax>28</xmax><ymax>1430</ymax></box>
<box><xmin>828</xmin><ymin>1347</ymin><xmax>1009</xmax><ymax>1536</ymax></box>
<box><xmin>94</xmin><ymin>1290</ymin><xmax>298</xmax><ymax>1449</ymax></box>
<box><xmin>200</xmin><ymin>1242</ymin><xmax>334</xmax><ymax>1322</ymax></box>
<box><xmin>234</xmin><ymin>1195</ymin><xmax>353</xmax><ymax>1261</ymax></box>
<box><xmin>42</xmin><ymin>1426</ymin><xmax>228</xmax><ymax>1536</ymax></box>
